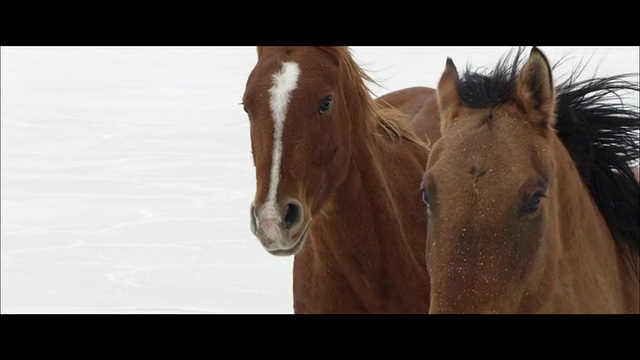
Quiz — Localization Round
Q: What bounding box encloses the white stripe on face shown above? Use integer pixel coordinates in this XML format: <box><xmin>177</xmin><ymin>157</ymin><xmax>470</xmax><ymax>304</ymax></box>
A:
<box><xmin>261</xmin><ymin>61</ymin><xmax>300</xmax><ymax>221</ymax></box>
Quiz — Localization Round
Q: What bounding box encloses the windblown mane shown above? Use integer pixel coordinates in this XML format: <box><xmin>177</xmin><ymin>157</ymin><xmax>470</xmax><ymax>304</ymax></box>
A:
<box><xmin>319</xmin><ymin>47</ymin><xmax>429</xmax><ymax>148</ymax></box>
<box><xmin>554</xmin><ymin>72</ymin><xmax>640</xmax><ymax>254</ymax></box>
<box><xmin>454</xmin><ymin>47</ymin><xmax>640</xmax><ymax>254</ymax></box>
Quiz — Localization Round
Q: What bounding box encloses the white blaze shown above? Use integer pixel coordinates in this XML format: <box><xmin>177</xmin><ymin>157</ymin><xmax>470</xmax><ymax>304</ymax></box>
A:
<box><xmin>262</xmin><ymin>61</ymin><xmax>300</xmax><ymax>222</ymax></box>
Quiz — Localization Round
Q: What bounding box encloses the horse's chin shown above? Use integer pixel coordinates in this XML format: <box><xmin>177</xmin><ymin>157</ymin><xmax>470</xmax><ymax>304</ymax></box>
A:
<box><xmin>267</xmin><ymin>220</ymin><xmax>311</xmax><ymax>257</ymax></box>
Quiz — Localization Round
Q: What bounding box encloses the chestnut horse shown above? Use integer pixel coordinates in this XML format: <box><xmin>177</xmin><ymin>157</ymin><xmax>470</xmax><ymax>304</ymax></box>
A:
<box><xmin>242</xmin><ymin>47</ymin><xmax>439</xmax><ymax>313</ymax></box>
<box><xmin>422</xmin><ymin>47</ymin><xmax>639</xmax><ymax>313</ymax></box>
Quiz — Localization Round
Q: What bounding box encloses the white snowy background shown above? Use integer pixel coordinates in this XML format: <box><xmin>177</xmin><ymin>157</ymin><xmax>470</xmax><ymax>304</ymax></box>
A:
<box><xmin>2</xmin><ymin>46</ymin><xmax>638</xmax><ymax>314</ymax></box>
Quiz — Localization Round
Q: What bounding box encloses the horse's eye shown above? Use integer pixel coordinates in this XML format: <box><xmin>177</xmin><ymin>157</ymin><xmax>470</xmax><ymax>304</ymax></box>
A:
<box><xmin>319</xmin><ymin>96</ymin><xmax>333</xmax><ymax>114</ymax></box>
<box><xmin>242</xmin><ymin>104</ymin><xmax>248</xmax><ymax>113</ymax></box>
<box><xmin>524</xmin><ymin>192</ymin><xmax>545</xmax><ymax>214</ymax></box>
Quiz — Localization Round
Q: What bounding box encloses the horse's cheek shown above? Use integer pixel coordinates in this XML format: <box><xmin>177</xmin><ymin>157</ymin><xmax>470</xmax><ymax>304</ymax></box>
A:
<box><xmin>508</xmin><ymin>218</ymin><xmax>545</xmax><ymax>282</ymax></box>
<box><xmin>303</xmin><ymin>137</ymin><xmax>350</xmax><ymax>214</ymax></box>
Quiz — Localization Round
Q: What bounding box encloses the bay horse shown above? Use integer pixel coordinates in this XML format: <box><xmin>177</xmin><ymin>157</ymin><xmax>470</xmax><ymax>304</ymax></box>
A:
<box><xmin>242</xmin><ymin>46</ymin><xmax>440</xmax><ymax>313</ymax></box>
<box><xmin>422</xmin><ymin>47</ymin><xmax>639</xmax><ymax>313</ymax></box>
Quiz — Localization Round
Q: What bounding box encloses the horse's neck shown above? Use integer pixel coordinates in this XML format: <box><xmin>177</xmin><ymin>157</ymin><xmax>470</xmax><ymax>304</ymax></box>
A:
<box><xmin>555</xmin><ymin>160</ymin><xmax>612</xmax><ymax>254</ymax></box>
<box><xmin>542</xmin><ymin>140</ymin><xmax>637</xmax><ymax>312</ymax></box>
<box><xmin>298</xmin><ymin>131</ymin><xmax>429</xmax><ymax>313</ymax></box>
<box><xmin>335</xmin><ymin>135</ymin><xmax>424</xmax><ymax>250</ymax></box>
<box><xmin>332</xmin><ymin>133</ymin><xmax>425</xmax><ymax>253</ymax></box>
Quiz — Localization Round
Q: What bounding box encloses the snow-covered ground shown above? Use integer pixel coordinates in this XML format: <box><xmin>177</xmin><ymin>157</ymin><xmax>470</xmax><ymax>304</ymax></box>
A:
<box><xmin>2</xmin><ymin>46</ymin><xmax>638</xmax><ymax>314</ymax></box>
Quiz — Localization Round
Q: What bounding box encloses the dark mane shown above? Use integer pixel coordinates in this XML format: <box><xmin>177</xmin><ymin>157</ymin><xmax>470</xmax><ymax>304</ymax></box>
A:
<box><xmin>455</xmin><ymin>47</ymin><xmax>640</xmax><ymax>254</ymax></box>
<box><xmin>554</xmin><ymin>72</ymin><xmax>639</xmax><ymax>254</ymax></box>
<box><xmin>455</xmin><ymin>47</ymin><xmax>526</xmax><ymax>109</ymax></box>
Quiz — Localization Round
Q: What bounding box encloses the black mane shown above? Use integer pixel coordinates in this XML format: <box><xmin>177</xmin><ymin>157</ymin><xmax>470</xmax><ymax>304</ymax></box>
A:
<box><xmin>455</xmin><ymin>47</ymin><xmax>525</xmax><ymax>109</ymax></box>
<box><xmin>555</xmin><ymin>72</ymin><xmax>639</xmax><ymax>254</ymax></box>
<box><xmin>455</xmin><ymin>47</ymin><xmax>640</xmax><ymax>254</ymax></box>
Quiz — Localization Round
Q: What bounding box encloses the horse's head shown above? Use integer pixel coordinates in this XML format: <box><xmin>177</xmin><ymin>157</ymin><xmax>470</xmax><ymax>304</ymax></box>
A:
<box><xmin>242</xmin><ymin>47</ymin><xmax>356</xmax><ymax>256</ymax></box>
<box><xmin>422</xmin><ymin>48</ymin><xmax>559</xmax><ymax>313</ymax></box>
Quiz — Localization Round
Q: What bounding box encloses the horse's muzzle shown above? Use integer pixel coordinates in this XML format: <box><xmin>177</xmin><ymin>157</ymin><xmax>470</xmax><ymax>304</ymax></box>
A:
<box><xmin>250</xmin><ymin>201</ymin><xmax>310</xmax><ymax>256</ymax></box>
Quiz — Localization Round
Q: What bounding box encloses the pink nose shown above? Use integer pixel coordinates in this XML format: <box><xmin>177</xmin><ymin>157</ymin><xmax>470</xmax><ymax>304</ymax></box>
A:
<box><xmin>249</xmin><ymin>200</ymin><xmax>304</xmax><ymax>251</ymax></box>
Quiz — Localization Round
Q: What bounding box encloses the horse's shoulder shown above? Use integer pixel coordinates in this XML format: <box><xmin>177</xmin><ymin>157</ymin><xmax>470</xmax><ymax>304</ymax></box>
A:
<box><xmin>375</xmin><ymin>87</ymin><xmax>441</xmax><ymax>145</ymax></box>
<box><xmin>376</xmin><ymin>86</ymin><xmax>436</xmax><ymax>109</ymax></box>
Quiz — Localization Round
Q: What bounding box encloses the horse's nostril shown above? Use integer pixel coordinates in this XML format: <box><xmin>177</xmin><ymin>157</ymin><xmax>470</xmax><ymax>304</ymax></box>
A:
<box><xmin>283</xmin><ymin>202</ymin><xmax>301</xmax><ymax>230</ymax></box>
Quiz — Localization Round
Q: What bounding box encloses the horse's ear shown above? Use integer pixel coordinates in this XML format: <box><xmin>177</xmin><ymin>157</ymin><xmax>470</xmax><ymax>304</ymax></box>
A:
<box><xmin>437</xmin><ymin>57</ymin><xmax>461</xmax><ymax>133</ymax></box>
<box><xmin>256</xmin><ymin>46</ymin><xmax>265</xmax><ymax>58</ymax></box>
<box><xmin>515</xmin><ymin>47</ymin><xmax>556</xmax><ymax>128</ymax></box>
